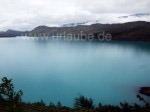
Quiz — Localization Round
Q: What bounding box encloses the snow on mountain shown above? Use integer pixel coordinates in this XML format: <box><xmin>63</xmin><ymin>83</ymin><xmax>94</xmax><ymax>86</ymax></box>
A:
<box><xmin>62</xmin><ymin>21</ymin><xmax>100</xmax><ymax>27</ymax></box>
<box><xmin>118</xmin><ymin>13</ymin><xmax>150</xmax><ymax>18</ymax></box>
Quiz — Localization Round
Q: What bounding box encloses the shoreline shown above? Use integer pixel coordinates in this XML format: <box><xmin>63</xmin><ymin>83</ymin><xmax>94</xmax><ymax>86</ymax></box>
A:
<box><xmin>1</xmin><ymin>36</ymin><xmax>150</xmax><ymax>43</ymax></box>
<box><xmin>0</xmin><ymin>36</ymin><xmax>16</xmax><ymax>38</ymax></box>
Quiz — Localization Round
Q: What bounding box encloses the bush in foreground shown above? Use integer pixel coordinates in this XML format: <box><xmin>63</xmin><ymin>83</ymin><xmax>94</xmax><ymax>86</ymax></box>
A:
<box><xmin>0</xmin><ymin>77</ymin><xmax>23</xmax><ymax>112</ymax></box>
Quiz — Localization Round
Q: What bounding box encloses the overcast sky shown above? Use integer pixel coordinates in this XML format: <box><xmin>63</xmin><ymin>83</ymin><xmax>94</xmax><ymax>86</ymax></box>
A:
<box><xmin>0</xmin><ymin>0</ymin><xmax>150</xmax><ymax>31</ymax></box>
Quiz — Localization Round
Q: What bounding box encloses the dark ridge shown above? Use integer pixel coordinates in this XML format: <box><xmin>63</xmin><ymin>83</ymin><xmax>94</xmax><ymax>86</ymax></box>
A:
<box><xmin>29</xmin><ymin>21</ymin><xmax>150</xmax><ymax>41</ymax></box>
<box><xmin>1</xmin><ymin>21</ymin><xmax>150</xmax><ymax>41</ymax></box>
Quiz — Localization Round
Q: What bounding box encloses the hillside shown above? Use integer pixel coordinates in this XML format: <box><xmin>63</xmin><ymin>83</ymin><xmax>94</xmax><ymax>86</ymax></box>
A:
<box><xmin>1</xmin><ymin>21</ymin><xmax>150</xmax><ymax>41</ymax></box>
<box><xmin>29</xmin><ymin>21</ymin><xmax>150</xmax><ymax>41</ymax></box>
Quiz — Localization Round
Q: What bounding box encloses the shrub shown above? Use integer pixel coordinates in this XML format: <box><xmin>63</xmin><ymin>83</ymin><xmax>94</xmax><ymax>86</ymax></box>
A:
<box><xmin>74</xmin><ymin>95</ymin><xmax>94</xmax><ymax>109</ymax></box>
<box><xmin>0</xmin><ymin>77</ymin><xmax>23</xmax><ymax>112</ymax></box>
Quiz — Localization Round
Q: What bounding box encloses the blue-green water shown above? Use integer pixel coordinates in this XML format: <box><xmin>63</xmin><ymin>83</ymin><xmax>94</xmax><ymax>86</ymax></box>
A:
<box><xmin>0</xmin><ymin>37</ymin><xmax>150</xmax><ymax>106</ymax></box>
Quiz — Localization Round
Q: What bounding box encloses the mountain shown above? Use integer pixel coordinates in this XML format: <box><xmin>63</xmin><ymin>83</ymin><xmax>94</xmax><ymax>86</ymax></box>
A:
<box><xmin>118</xmin><ymin>13</ymin><xmax>150</xmax><ymax>18</ymax></box>
<box><xmin>0</xmin><ymin>30</ymin><xmax>27</xmax><ymax>37</ymax></box>
<box><xmin>29</xmin><ymin>21</ymin><xmax>150</xmax><ymax>41</ymax></box>
<box><xmin>62</xmin><ymin>21</ymin><xmax>99</xmax><ymax>27</ymax></box>
<box><xmin>130</xmin><ymin>13</ymin><xmax>150</xmax><ymax>17</ymax></box>
<box><xmin>62</xmin><ymin>22</ymin><xmax>86</xmax><ymax>27</ymax></box>
<box><xmin>1</xmin><ymin>21</ymin><xmax>150</xmax><ymax>41</ymax></box>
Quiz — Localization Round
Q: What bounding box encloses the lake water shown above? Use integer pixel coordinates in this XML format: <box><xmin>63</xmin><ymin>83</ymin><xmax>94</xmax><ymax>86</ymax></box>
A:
<box><xmin>0</xmin><ymin>37</ymin><xmax>150</xmax><ymax>106</ymax></box>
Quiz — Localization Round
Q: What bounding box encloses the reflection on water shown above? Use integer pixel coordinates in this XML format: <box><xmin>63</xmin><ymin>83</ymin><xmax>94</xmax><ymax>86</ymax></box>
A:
<box><xmin>0</xmin><ymin>37</ymin><xmax>150</xmax><ymax>106</ymax></box>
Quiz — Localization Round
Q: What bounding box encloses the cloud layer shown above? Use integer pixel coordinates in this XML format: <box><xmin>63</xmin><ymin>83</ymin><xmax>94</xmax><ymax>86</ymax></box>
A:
<box><xmin>0</xmin><ymin>0</ymin><xmax>150</xmax><ymax>31</ymax></box>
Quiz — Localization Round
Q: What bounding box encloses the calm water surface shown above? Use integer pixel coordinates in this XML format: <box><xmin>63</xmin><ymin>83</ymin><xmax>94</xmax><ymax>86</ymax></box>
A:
<box><xmin>0</xmin><ymin>37</ymin><xmax>150</xmax><ymax>106</ymax></box>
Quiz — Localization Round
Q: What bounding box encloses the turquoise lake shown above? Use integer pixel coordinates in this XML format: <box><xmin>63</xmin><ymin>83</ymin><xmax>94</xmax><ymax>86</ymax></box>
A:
<box><xmin>0</xmin><ymin>37</ymin><xmax>150</xmax><ymax>106</ymax></box>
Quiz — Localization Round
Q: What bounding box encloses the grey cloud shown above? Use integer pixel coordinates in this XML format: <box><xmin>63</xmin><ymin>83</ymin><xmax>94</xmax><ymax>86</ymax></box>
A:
<box><xmin>0</xmin><ymin>0</ymin><xmax>150</xmax><ymax>31</ymax></box>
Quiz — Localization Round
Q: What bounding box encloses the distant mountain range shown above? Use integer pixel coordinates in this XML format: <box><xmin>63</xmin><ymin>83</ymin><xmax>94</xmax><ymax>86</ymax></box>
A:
<box><xmin>62</xmin><ymin>21</ymin><xmax>100</xmax><ymax>27</ymax></box>
<box><xmin>0</xmin><ymin>30</ymin><xmax>28</xmax><ymax>37</ymax></box>
<box><xmin>118</xmin><ymin>13</ymin><xmax>150</xmax><ymax>18</ymax></box>
<box><xmin>1</xmin><ymin>21</ymin><xmax>150</xmax><ymax>41</ymax></box>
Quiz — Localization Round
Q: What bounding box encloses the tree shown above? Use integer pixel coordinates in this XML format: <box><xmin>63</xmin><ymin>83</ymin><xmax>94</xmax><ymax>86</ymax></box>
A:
<box><xmin>33</xmin><ymin>99</ymin><xmax>46</xmax><ymax>106</ymax></box>
<box><xmin>49</xmin><ymin>102</ymin><xmax>55</xmax><ymax>108</ymax></box>
<box><xmin>0</xmin><ymin>77</ymin><xmax>23</xmax><ymax>111</ymax></box>
<box><xmin>74</xmin><ymin>95</ymin><xmax>94</xmax><ymax>109</ymax></box>
<box><xmin>57</xmin><ymin>101</ymin><xmax>62</xmax><ymax>108</ymax></box>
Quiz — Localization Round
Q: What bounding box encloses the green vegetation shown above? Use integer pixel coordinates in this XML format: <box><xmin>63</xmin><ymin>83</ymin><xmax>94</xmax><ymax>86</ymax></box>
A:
<box><xmin>74</xmin><ymin>95</ymin><xmax>94</xmax><ymax>109</ymax></box>
<box><xmin>0</xmin><ymin>77</ymin><xmax>23</xmax><ymax>112</ymax></box>
<box><xmin>0</xmin><ymin>77</ymin><xmax>150</xmax><ymax>112</ymax></box>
